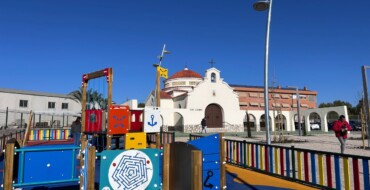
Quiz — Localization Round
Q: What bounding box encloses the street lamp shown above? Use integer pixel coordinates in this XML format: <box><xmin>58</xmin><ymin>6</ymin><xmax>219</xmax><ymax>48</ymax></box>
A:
<box><xmin>287</xmin><ymin>86</ymin><xmax>302</xmax><ymax>136</ymax></box>
<box><xmin>361</xmin><ymin>66</ymin><xmax>370</xmax><ymax>147</ymax></box>
<box><xmin>153</xmin><ymin>44</ymin><xmax>171</xmax><ymax>107</ymax></box>
<box><xmin>254</xmin><ymin>0</ymin><xmax>273</xmax><ymax>144</ymax></box>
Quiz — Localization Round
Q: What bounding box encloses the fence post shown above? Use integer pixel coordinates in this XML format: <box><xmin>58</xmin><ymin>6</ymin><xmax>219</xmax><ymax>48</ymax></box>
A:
<box><xmin>3</xmin><ymin>143</ymin><xmax>15</xmax><ymax>190</ymax></box>
<box><xmin>189</xmin><ymin>133</ymin><xmax>192</xmax><ymax>141</ymax></box>
<box><xmin>243</xmin><ymin>140</ymin><xmax>247</xmax><ymax>168</ymax></box>
<box><xmin>51</xmin><ymin>115</ymin><xmax>54</xmax><ymax>128</ymax></box>
<box><xmin>5</xmin><ymin>107</ymin><xmax>8</xmax><ymax>129</ymax></box>
<box><xmin>291</xmin><ymin>146</ymin><xmax>296</xmax><ymax>180</ymax></box>
<box><xmin>20</xmin><ymin>113</ymin><xmax>23</xmax><ymax>129</ymax></box>
<box><xmin>62</xmin><ymin>114</ymin><xmax>65</xmax><ymax>128</ymax></box>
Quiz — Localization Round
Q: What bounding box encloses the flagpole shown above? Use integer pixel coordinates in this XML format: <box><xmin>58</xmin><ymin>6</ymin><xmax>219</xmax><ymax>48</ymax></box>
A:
<box><xmin>154</xmin><ymin>44</ymin><xmax>170</xmax><ymax>107</ymax></box>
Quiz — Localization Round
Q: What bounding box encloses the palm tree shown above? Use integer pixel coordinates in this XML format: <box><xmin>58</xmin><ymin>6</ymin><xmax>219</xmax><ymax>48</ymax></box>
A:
<box><xmin>68</xmin><ymin>87</ymin><xmax>108</xmax><ymax>109</ymax></box>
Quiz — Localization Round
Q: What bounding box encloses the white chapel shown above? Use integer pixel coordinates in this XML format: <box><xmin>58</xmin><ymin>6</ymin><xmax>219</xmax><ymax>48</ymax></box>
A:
<box><xmin>145</xmin><ymin>67</ymin><xmax>245</xmax><ymax>133</ymax></box>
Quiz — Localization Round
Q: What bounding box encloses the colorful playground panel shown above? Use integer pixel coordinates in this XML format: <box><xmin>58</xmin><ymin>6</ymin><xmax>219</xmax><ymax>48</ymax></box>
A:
<box><xmin>85</xmin><ymin>109</ymin><xmax>103</xmax><ymax>132</ymax></box>
<box><xmin>99</xmin><ymin>149</ymin><xmax>162</xmax><ymax>190</ymax></box>
<box><xmin>143</xmin><ymin>107</ymin><xmax>161</xmax><ymax>133</ymax></box>
<box><xmin>108</xmin><ymin>105</ymin><xmax>130</xmax><ymax>135</ymax></box>
<box><xmin>28</xmin><ymin>129</ymin><xmax>71</xmax><ymax>141</ymax></box>
<box><xmin>15</xmin><ymin>144</ymin><xmax>79</xmax><ymax>186</ymax></box>
<box><xmin>189</xmin><ymin>134</ymin><xmax>221</xmax><ymax>190</ymax></box>
<box><xmin>124</xmin><ymin>132</ymin><xmax>147</xmax><ymax>150</ymax></box>
<box><xmin>130</xmin><ymin>110</ymin><xmax>143</xmax><ymax>132</ymax></box>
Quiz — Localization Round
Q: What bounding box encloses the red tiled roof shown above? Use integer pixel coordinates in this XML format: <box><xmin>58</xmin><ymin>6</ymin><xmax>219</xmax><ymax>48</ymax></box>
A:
<box><xmin>160</xmin><ymin>91</ymin><xmax>172</xmax><ymax>99</ymax></box>
<box><xmin>168</xmin><ymin>68</ymin><xmax>202</xmax><ymax>79</ymax></box>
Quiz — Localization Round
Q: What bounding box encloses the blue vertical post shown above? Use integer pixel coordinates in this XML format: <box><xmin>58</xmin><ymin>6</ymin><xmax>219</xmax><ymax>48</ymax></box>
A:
<box><xmin>269</xmin><ymin>146</ymin><xmax>273</xmax><ymax>173</ymax></box>
<box><xmin>311</xmin><ymin>152</ymin><xmax>316</xmax><ymax>184</ymax></box>
<box><xmin>363</xmin><ymin>159</ymin><xmax>369</xmax><ymax>190</ymax></box>
<box><xmin>286</xmin><ymin>148</ymin><xmax>290</xmax><ymax>178</ymax></box>
<box><xmin>334</xmin><ymin>155</ymin><xmax>341</xmax><ymax>190</ymax></box>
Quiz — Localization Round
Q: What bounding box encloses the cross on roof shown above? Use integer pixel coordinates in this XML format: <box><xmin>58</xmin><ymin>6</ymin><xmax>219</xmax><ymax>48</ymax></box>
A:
<box><xmin>209</xmin><ymin>59</ymin><xmax>216</xmax><ymax>67</ymax></box>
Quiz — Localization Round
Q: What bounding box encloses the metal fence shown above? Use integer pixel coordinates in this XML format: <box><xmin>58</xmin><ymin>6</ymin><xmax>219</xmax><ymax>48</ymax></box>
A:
<box><xmin>147</xmin><ymin>132</ymin><xmax>176</xmax><ymax>146</ymax></box>
<box><xmin>189</xmin><ymin>134</ymin><xmax>370</xmax><ymax>190</ymax></box>
<box><xmin>0</xmin><ymin>107</ymin><xmax>79</xmax><ymax>129</ymax></box>
<box><xmin>0</xmin><ymin>130</ymin><xmax>25</xmax><ymax>151</ymax></box>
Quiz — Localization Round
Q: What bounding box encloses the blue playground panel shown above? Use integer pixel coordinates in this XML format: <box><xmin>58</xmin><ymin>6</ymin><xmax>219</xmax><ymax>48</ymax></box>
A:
<box><xmin>226</xmin><ymin>172</ymin><xmax>294</xmax><ymax>190</ymax></box>
<box><xmin>189</xmin><ymin>134</ymin><xmax>221</xmax><ymax>190</ymax></box>
<box><xmin>15</xmin><ymin>144</ymin><xmax>80</xmax><ymax>188</ymax></box>
<box><xmin>99</xmin><ymin>148</ymin><xmax>162</xmax><ymax>190</ymax></box>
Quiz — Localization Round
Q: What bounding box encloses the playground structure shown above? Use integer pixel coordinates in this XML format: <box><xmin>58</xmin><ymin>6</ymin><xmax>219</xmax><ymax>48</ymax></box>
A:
<box><xmin>1</xmin><ymin>68</ymin><xmax>226</xmax><ymax>190</ymax></box>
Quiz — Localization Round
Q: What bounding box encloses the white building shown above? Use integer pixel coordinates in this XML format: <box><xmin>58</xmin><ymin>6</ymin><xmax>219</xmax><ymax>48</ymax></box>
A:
<box><xmin>144</xmin><ymin>67</ymin><xmax>348</xmax><ymax>133</ymax></box>
<box><xmin>0</xmin><ymin>88</ymin><xmax>81</xmax><ymax>128</ymax></box>
<box><xmin>145</xmin><ymin>67</ymin><xmax>245</xmax><ymax>133</ymax></box>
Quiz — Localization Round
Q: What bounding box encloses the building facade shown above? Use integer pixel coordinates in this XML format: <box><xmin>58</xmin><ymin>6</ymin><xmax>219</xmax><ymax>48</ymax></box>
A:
<box><xmin>144</xmin><ymin>67</ymin><xmax>348</xmax><ymax>133</ymax></box>
<box><xmin>0</xmin><ymin>88</ymin><xmax>81</xmax><ymax>128</ymax></box>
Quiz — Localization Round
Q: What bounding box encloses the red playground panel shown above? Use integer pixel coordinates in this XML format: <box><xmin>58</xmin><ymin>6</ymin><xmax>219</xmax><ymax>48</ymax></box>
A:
<box><xmin>85</xmin><ymin>109</ymin><xmax>103</xmax><ymax>133</ymax></box>
<box><xmin>108</xmin><ymin>105</ymin><xmax>130</xmax><ymax>135</ymax></box>
<box><xmin>130</xmin><ymin>110</ymin><xmax>143</xmax><ymax>132</ymax></box>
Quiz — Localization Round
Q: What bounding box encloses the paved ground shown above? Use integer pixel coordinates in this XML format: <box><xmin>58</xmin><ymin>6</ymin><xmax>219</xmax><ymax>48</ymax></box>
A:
<box><xmin>177</xmin><ymin>131</ymin><xmax>370</xmax><ymax>157</ymax></box>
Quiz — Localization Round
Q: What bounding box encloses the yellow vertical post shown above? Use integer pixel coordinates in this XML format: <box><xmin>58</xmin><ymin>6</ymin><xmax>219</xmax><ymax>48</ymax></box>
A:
<box><xmin>343</xmin><ymin>157</ymin><xmax>351</xmax><ymax>190</ymax></box>
<box><xmin>247</xmin><ymin>144</ymin><xmax>250</xmax><ymax>166</ymax></box>
<box><xmin>297</xmin><ymin>151</ymin><xmax>302</xmax><ymax>180</ymax></box>
<box><xmin>156</xmin><ymin>68</ymin><xmax>161</xmax><ymax>107</ymax></box>
<box><xmin>22</xmin><ymin>111</ymin><xmax>33</xmax><ymax>146</ymax></box>
<box><xmin>274</xmin><ymin>147</ymin><xmax>279</xmax><ymax>174</ymax></box>
<box><xmin>260</xmin><ymin>146</ymin><xmax>264</xmax><ymax>170</ymax></box>
<box><xmin>233</xmin><ymin>142</ymin><xmax>236</xmax><ymax>163</ymax></box>
<box><xmin>318</xmin><ymin>154</ymin><xmax>324</xmax><ymax>185</ymax></box>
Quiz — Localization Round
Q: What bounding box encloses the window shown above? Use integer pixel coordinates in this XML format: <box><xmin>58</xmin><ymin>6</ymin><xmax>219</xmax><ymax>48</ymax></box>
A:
<box><xmin>308</xmin><ymin>95</ymin><xmax>315</xmax><ymax>102</ymax></box>
<box><xmin>19</xmin><ymin>100</ymin><xmax>28</xmax><ymax>108</ymax></box>
<box><xmin>62</xmin><ymin>103</ymin><xmax>68</xmax><ymax>109</ymax></box>
<box><xmin>211</xmin><ymin>73</ymin><xmax>216</xmax><ymax>83</ymax></box>
<box><xmin>48</xmin><ymin>102</ymin><xmax>56</xmax><ymax>109</ymax></box>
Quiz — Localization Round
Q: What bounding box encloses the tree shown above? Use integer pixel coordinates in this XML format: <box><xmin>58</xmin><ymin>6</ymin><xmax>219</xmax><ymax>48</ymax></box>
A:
<box><xmin>68</xmin><ymin>87</ymin><xmax>108</xmax><ymax>109</ymax></box>
<box><xmin>138</xmin><ymin>103</ymin><xmax>145</xmax><ymax>108</ymax></box>
<box><xmin>318</xmin><ymin>100</ymin><xmax>358</xmax><ymax>115</ymax></box>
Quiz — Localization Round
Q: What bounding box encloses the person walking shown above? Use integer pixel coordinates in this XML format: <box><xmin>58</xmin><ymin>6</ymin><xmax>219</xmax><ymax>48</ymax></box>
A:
<box><xmin>71</xmin><ymin>117</ymin><xmax>82</xmax><ymax>146</ymax></box>
<box><xmin>201</xmin><ymin>117</ymin><xmax>207</xmax><ymax>134</ymax></box>
<box><xmin>333</xmin><ymin>115</ymin><xmax>352</xmax><ymax>154</ymax></box>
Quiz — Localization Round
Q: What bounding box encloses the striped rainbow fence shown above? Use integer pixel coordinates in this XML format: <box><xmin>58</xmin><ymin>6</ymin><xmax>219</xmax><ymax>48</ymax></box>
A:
<box><xmin>28</xmin><ymin>129</ymin><xmax>71</xmax><ymax>141</ymax></box>
<box><xmin>189</xmin><ymin>134</ymin><xmax>370</xmax><ymax>190</ymax></box>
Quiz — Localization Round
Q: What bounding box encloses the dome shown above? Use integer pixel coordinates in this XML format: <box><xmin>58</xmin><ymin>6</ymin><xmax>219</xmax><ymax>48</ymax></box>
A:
<box><xmin>168</xmin><ymin>68</ymin><xmax>202</xmax><ymax>79</ymax></box>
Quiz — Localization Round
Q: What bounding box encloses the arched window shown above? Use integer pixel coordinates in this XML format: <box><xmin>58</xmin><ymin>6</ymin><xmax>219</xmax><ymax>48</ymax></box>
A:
<box><xmin>211</xmin><ymin>73</ymin><xmax>216</xmax><ymax>83</ymax></box>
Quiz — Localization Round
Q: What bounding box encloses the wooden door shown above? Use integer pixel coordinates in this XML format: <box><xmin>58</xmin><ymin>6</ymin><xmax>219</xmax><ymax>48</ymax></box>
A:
<box><xmin>205</xmin><ymin>104</ymin><xmax>223</xmax><ymax>128</ymax></box>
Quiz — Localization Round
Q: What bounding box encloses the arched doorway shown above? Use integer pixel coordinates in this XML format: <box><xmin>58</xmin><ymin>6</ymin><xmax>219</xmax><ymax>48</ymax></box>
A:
<box><xmin>309</xmin><ymin>112</ymin><xmax>321</xmax><ymax>130</ymax></box>
<box><xmin>326</xmin><ymin>111</ymin><xmax>339</xmax><ymax>130</ymax></box>
<box><xmin>294</xmin><ymin>114</ymin><xmax>305</xmax><ymax>131</ymax></box>
<box><xmin>174</xmin><ymin>112</ymin><xmax>184</xmax><ymax>126</ymax></box>
<box><xmin>205</xmin><ymin>104</ymin><xmax>223</xmax><ymax>128</ymax></box>
<box><xmin>275</xmin><ymin>114</ymin><xmax>286</xmax><ymax>131</ymax></box>
<box><xmin>260</xmin><ymin>114</ymin><xmax>272</xmax><ymax>131</ymax></box>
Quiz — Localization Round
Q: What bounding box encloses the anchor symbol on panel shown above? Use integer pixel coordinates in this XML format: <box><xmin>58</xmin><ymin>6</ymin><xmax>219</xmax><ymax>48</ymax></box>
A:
<box><xmin>203</xmin><ymin>171</ymin><xmax>214</xmax><ymax>189</ymax></box>
<box><xmin>148</xmin><ymin>115</ymin><xmax>157</xmax><ymax>127</ymax></box>
<box><xmin>113</xmin><ymin>115</ymin><xmax>126</xmax><ymax>128</ymax></box>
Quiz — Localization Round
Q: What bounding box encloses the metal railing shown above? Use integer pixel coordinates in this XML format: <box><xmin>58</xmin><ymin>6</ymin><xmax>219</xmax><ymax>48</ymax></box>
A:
<box><xmin>189</xmin><ymin>134</ymin><xmax>370</xmax><ymax>190</ymax></box>
<box><xmin>147</xmin><ymin>132</ymin><xmax>176</xmax><ymax>146</ymax></box>
<box><xmin>0</xmin><ymin>130</ymin><xmax>25</xmax><ymax>150</ymax></box>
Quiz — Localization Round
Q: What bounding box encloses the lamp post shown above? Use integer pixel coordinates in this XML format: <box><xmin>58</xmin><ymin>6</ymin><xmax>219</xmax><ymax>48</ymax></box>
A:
<box><xmin>254</xmin><ymin>0</ymin><xmax>273</xmax><ymax>144</ymax></box>
<box><xmin>288</xmin><ymin>86</ymin><xmax>302</xmax><ymax>136</ymax></box>
<box><xmin>153</xmin><ymin>44</ymin><xmax>170</xmax><ymax>107</ymax></box>
<box><xmin>361</xmin><ymin>66</ymin><xmax>370</xmax><ymax>147</ymax></box>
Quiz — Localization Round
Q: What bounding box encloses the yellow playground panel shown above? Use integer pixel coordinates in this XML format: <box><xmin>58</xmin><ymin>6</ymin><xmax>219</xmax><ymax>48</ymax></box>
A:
<box><xmin>124</xmin><ymin>132</ymin><xmax>147</xmax><ymax>150</ymax></box>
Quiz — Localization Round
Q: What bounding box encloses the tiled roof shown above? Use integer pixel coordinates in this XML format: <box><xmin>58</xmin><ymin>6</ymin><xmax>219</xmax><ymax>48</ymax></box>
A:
<box><xmin>160</xmin><ymin>91</ymin><xmax>172</xmax><ymax>99</ymax></box>
<box><xmin>168</xmin><ymin>68</ymin><xmax>202</xmax><ymax>79</ymax></box>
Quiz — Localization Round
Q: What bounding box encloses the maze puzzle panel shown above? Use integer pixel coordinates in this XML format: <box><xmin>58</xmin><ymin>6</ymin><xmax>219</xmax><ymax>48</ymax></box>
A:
<box><xmin>100</xmin><ymin>149</ymin><xmax>162</xmax><ymax>190</ymax></box>
<box><xmin>143</xmin><ymin>107</ymin><xmax>161</xmax><ymax>133</ymax></box>
<box><xmin>108</xmin><ymin>105</ymin><xmax>130</xmax><ymax>135</ymax></box>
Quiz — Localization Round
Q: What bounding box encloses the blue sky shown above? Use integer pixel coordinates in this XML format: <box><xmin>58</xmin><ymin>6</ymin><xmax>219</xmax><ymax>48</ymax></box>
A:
<box><xmin>0</xmin><ymin>0</ymin><xmax>369</xmax><ymax>105</ymax></box>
